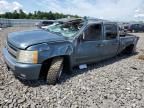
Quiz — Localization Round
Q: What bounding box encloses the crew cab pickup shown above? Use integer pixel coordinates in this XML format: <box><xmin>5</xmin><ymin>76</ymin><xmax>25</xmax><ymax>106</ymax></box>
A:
<box><xmin>2</xmin><ymin>18</ymin><xmax>139</xmax><ymax>84</ymax></box>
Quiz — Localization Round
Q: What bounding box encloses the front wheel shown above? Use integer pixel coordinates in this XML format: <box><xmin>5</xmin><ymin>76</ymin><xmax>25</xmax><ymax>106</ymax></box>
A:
<box><xmin>46</xmin><ymin>57</ymin><xmax>63</xmax><ymax>85</ymax></box>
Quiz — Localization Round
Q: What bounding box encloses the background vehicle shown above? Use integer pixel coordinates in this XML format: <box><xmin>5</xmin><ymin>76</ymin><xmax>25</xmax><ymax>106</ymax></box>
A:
<box><xmin>128</xmin><ymin>24</ymin><xmax>144</xmax><ymax>32</ymax></box>
<box><xmin>36</xmin><ymin>20</ymin><xmax>54</xmax><ymax>29</ymax></box>
<box><xmin>3</xmin><ymin>18</ymin><xmax>139</xmax><ymax>85</ymax></box>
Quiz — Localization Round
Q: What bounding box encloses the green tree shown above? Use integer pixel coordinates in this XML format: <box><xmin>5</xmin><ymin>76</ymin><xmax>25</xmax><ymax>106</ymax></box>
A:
<box><xmin>12</xmin><ymin>10</ymin><xmax>19</xmax><ymax>19</ymax></box>
<box><xmin>0</xmin><ymin>10</ymin><xmax>80</xmax><ymax>19</ymax></box>
<box><xmin>19</xmin><ymin>9</ymin><xmax>26</xmax><ymax>19</ymax></box>
<box><xmin>4</xmin><ymin>12</ymin><xmax>12</xmax><ymax>19</ymax></box>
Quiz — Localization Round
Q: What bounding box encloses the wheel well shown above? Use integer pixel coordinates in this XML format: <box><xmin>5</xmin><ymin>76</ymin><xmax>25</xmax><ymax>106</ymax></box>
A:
<box><xmin>39</xmin><ymin>55</ymin><xmax>71</xmax><ymax>80</ymax></box>
<box><xmin>122</xmin><ymin>44</ymin><xmax>134</xmax><ymax>54</ymax></box>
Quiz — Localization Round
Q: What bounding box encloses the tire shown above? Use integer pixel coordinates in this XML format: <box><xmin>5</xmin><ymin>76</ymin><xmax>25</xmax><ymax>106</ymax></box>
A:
<box><xmin>122</xmin><ymin>45</ymin><xmax>134</xmax><ymax>55</ymax></box>
<box><xmin>46</xmin><ymin>57</ymin><xmax>63</xmax><ymax>85</ymax></box>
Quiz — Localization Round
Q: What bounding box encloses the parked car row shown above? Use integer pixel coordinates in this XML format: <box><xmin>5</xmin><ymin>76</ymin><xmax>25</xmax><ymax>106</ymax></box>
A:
<box><xmin>37</xmin><ymin>20</ymin><xmax>144</xmax><ymax>34</ymax></box>
<box><xmin>119</xmin><ymin>23</ymin><xmax>144</xmax><ymax>33</ymax></box>
<box><xmin>128</xmin><ymin>24</ymin><xmax>144</xmax><ymax>32</ymax></box>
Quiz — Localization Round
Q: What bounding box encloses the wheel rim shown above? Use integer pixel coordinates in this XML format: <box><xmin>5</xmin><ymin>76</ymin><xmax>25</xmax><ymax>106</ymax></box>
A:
<box><xmin>57</xmin><ymin>63</ymin><xmax>63</xmax><ymax>81</ymax></box>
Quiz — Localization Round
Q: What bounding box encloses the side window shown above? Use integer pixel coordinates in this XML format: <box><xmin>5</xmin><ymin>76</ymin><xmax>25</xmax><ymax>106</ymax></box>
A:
<box><xmin>105</xmin><ymin>24</ymin><xmax>117</xmax><ymax>40</ymax></box>
<box><xmin>84</xmin><ymin>24</ymin><xmax>102</xmax><ymax>41</ymax></box>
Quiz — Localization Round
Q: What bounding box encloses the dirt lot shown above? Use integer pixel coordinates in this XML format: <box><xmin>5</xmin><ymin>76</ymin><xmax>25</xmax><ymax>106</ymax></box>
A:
<box><xmin>0</xmin><ymin>27</ymin><xmax>144</xmax><ymax>108</ymax></box>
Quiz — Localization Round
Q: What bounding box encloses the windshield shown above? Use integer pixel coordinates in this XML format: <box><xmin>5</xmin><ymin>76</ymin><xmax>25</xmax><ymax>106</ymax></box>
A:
<box><xmin>47</xmin><ymin>20</ymin><xmax>83</xmax><ymax>37</ymax></box>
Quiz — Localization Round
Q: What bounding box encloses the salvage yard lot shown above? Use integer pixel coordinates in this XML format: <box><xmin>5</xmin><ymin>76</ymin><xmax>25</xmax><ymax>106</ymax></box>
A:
<box><xmin>0</xmin><ymin>27</ymin><xmax>144</xmax><ymax>108</ymax></box>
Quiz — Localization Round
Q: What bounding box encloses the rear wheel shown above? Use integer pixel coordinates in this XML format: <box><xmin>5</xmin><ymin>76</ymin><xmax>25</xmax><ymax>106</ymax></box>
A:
<box><xmin>122</xmin><ymin>45</ymin><xmax>135</xmax><ymax>55</ymax></box>
<box><xmin>46</xmin><ymin>57</ymin><xmax>63</xmax><ymax>85</ymax></box>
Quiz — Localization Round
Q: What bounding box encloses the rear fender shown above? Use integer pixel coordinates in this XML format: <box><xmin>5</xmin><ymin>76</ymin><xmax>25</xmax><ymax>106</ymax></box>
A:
<box><xmin>119</xmin><ymin>36</ymin><xmax>138</xmax><ymax>53</ymax></box>
<box><xmin>118</xmin><ymin>36</ymin><xmax>138</xmax><ymax>53</ymax></box>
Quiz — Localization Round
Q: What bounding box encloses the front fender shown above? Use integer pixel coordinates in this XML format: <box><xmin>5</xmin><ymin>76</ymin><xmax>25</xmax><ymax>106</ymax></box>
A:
<box><xmin>38</xmin><ymin>42</ymin><xmax>73</xmax><ymax>63</ymax></box>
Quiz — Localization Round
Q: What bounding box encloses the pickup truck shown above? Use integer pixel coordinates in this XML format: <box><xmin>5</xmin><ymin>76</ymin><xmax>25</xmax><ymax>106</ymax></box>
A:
<box><xmin>3</xmin><ymin>18</ymin><xmax>139</xmax><ymax>85</ymax></box>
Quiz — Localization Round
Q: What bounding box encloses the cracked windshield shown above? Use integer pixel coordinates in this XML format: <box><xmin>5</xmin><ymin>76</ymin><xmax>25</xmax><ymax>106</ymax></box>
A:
<box><xmin>47</xmin><ymin>20</ymin><xmax>84</xmax><ymax>37</ymax></box>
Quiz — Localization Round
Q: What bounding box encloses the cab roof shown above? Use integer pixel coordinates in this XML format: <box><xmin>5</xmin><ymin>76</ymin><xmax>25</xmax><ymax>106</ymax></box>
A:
<box><xmin>85</xmin><ymin>18</ymin><xmax>117</xmax><ymax>25</ymax></box>
<box><xmin>57</xmin><ymin>18</ymin><xmax>116</xmax><ymax>25</ymax></box>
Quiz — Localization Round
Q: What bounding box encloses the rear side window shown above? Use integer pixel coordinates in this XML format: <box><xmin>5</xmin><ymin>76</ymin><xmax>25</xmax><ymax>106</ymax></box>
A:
<box><xmin>105</xmin><ymin>24</ymin><xmax>117</xmax><ymax>40</ymax></box>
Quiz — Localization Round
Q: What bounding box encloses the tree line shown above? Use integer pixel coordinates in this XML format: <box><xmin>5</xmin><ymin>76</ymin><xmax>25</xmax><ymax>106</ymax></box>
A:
<box><xmin>0</xmin><ymin>9</ymin><xmax>80</xmax><ymax>20</ymax></box>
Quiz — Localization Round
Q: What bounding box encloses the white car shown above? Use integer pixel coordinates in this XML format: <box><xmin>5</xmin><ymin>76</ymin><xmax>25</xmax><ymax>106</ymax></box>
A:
<box><xmin>36</xmin><ymin>21</ymin><xmax>54</xmax><ymax>28</ymax></box>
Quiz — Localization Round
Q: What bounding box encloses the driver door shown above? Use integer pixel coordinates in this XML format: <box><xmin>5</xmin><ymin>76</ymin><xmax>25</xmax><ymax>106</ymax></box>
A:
<box><xmin>75</xmin><ymin>23</ymin><xmax>104</xmax><ymax>64</ymax></box>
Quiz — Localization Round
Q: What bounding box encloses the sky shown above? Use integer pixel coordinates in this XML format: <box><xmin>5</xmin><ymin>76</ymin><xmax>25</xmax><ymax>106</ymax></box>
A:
<box><xmin>0</xmin><ymin>0</ymin><xmax>144</xmax><ymax>21</ymax></box>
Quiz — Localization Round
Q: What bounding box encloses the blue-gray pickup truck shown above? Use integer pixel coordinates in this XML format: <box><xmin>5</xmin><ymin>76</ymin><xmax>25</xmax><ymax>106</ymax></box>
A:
<box><xmin>3</xmin><ymin>18</ymin><xmax>139</xmax><ymax>84</ymax></box>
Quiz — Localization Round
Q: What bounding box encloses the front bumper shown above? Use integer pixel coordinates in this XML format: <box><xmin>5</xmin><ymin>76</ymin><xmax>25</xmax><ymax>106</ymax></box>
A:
<box><xmin>2</xmin><ymin>48</ymin><xmax>42</xmax><ymax>80</ymax></box>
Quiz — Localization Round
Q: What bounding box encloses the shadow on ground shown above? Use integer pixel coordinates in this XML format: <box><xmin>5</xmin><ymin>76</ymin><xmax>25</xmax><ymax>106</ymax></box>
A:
<box><xmin>18</xmin><ymin>53</ymin><xmax>138</xmax><ymax>87</ymax></box>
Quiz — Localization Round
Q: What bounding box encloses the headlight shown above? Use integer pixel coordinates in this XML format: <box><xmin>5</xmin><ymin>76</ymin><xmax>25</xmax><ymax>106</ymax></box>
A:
<box><xmin>17</xmin><ymin>50</ymin><xmax>38</xmax><ymax>64</ymax></box>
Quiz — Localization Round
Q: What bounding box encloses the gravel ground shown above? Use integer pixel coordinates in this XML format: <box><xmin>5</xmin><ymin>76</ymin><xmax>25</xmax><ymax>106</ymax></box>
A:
<box><xmin>0</xmin><ymin>27</ymin><xmax>144</xmax><ymax>108</ymax></box>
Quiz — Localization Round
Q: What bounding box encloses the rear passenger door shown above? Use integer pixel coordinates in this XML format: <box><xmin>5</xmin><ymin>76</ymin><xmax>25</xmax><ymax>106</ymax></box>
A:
<box><xmin>102</xmin><ymin>23</ymin><xmax>119</xmax><ymax>59</ymax></box>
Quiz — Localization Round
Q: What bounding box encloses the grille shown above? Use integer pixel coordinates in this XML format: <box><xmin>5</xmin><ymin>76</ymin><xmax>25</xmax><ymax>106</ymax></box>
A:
<box><xmin>6</xmin><ymin>42</ymin><xmax>18</xmax><ymax>59</ymax></box>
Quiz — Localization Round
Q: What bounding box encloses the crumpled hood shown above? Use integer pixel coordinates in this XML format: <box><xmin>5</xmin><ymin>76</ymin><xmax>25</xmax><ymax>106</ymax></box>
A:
<box><xmin>7</xmin><ymin>29</ymin><xmax>66</xmax><ymax>49</ymax></box>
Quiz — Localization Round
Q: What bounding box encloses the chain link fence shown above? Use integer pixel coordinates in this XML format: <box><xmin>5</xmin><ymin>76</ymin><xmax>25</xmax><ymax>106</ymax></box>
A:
<box><xmin>0</xmin><ymin>18</ymin><xmax>52</xmax><ymax>28</ymax></box>
<box><xmin>0</xmin><ymin>19</ymin><xmax>46</xmax><ymax>48</ymax></box>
